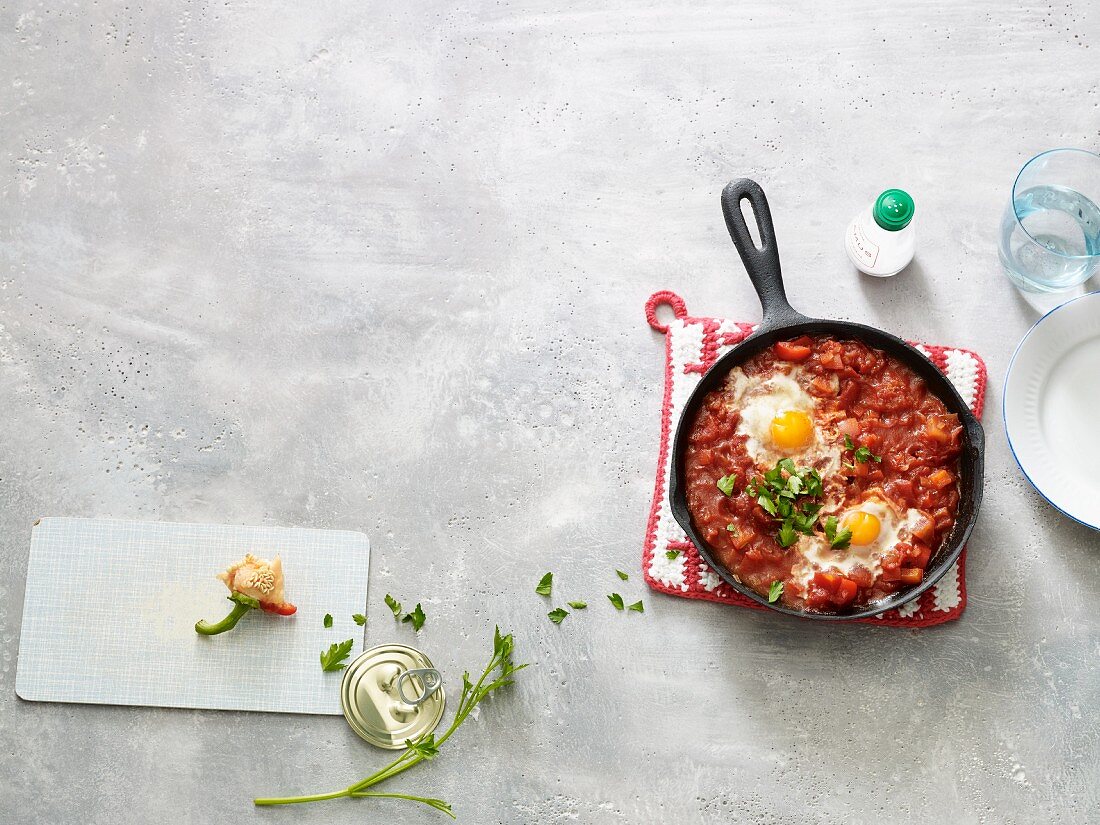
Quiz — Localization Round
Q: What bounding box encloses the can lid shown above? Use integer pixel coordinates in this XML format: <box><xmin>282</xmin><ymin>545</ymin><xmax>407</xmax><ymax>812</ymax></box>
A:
<box><xmin>340</xmin><ymin>643</ymin><xmax>445</xmax><ymax>749</ymax></box>
<box><xmin>873</xmin><ymin>189</ymin><xmax>915</xmax><ymax>231</ymax></box>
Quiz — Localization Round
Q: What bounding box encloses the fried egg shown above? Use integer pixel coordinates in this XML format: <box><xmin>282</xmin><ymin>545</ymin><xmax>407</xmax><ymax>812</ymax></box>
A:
<box><xmin>792</xmin><ymin>496</ymin><xmax>922</xmax><ymax>586</ymax></box>
<box><xmin>726</xmin><ymin>367</ymin><xmax>841</xmax><ymax>474</ymax></box>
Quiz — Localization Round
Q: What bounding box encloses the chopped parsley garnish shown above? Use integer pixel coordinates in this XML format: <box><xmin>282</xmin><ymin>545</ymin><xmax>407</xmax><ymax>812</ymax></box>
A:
<box><xmin>384</xmin><ymin>594</ymin><xmax>402</xmax><ymax>619</ymax></box>
<box><xmin>547</xmin><ymin>607</ymin><xmax>569</xmax><ymax>625</ymax></box>
<box><xmin>744</xmin><ymin>458</ymin><xmax>825</xmax><ymax>548</ymax></box>
<box><xmin>824</xmin><ymin>515</ymin><xmax>853</xmax><ymax>550</ymax></box>
<box><xmin>627</xmin><ymin>600</ymin><xmax>644</xmax><ymax>613</ymax></box>
<box><xmin>607</xmin><ymin>593</ymin><xmax>625</xmax><ymax>610</ymax></box>
<box><xmin>401</xmin><ymin>603</ymin><xmax>426</xmax><ymax>632</ymax></box>
<box><xmin>323</xmin><ymin>613</ymin><xmax>333</xmax><ymax>628</ymax></box>
<box><xmin>725</xmin><ymin>523</ymin><xmax>739</xmax><ymax>535</ymax></box>
<box><xmin>768</xmin><ymin>581</ymin><xmax>784</xmax><ymax>603</ymax></box>
<box><xmin>665</xmin><ymin>549</ymin><xmax>680</xmax><ymax>560</ymax></box>
<box><xmin>844</xmin><ymin>435</ymin><xmax>882</xmax><ymax>464</ymax></box>
<box><xmin>352</xmin><ymin>613</ymin><xmax>367</xmax><ymax>626</ymax></box>
<box><xmin>320</xmin><ymin>639</ymin><xmax>354</xmax><ymax>672</ymax></box>
<box><xmin>615</xmin><ymin>569</ymin><xmax>629</xmax><ymax>581</ymax></box>
<box><xmin>535</xmin><ymin>572</ymin><xmax>553</xmax><ymax>596</ymax></box>
<box><xmin>567</xmin><ymin>600</ymin><xmax>587</xmax><ymax>610</ymax></box>
<box><xmin>716</xmin><ymin>474</ymin><xmax>738</xmax><ymax>496</ymax></box>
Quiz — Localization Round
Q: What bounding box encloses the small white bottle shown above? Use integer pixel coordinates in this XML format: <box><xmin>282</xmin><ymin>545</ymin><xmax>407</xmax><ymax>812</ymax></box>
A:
<box><xmin>845</xmin><ymin>189</ymin><xmax>916</xmax><ymax>277</ymax></box>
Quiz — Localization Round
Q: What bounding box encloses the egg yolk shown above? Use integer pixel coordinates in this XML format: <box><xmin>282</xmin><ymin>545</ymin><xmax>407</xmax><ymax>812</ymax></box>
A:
<box><xmin>769</xmin><ymin>410</ymin><xmax>814</xmax><ymax>450</ymax></box>
<box><xmin>841</xmin><ymin>510</ymin><xmax>882</xmax><ymax>546</ymax></box>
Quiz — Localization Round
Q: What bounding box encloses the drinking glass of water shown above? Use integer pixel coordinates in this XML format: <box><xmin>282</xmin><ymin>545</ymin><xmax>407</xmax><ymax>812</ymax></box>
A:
<box><xmin>999</xmin><ymin>148</ymin><xmax>1100</xmax><ymax>293</ymax></box>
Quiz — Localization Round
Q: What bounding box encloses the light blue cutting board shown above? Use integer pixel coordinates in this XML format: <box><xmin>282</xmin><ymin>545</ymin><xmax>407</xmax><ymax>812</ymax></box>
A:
<box><xmin>16</xmin><ymin>518</ymin><xmax>370</xmax><ymax>715</ymax></box>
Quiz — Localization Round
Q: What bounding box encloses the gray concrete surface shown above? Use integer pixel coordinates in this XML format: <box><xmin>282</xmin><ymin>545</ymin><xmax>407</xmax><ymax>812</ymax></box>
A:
<box><xmin>2</xmin><ymin>2</ymin><xmax>1099</xmax><ymax>823</ymax></box>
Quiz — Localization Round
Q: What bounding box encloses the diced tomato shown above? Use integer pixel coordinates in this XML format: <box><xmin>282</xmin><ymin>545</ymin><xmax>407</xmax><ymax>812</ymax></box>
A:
<box><xmin>695</xmin><ymin>449</ymin><xmax>713</xmax><ymax>466</ymax></box>
<box><xmin>838</xmin><ymin>418</ymin><xmax>861</xmax><ymax>439</ymax></box>
<box><xmin>809</xmin><ymin>374</ymin><xmax>839</xmax><ymax>397</ymax></box>
<box><xmin>847</xmin><ymin>565</ymin><xmax>874</xmax><ymax>589</ymax></box>
<box><xmin>908</xmin><ymin>541</ymin><xmax>932</xmax><ymax>569</ymax></box>
<box><xmin>775</xmin><ymin>341</ymin><xmax>812</xmax><ymax>362</ymax></box>
<box><xmin>814</xmin><ymin>571</ymin><xmax>841</xmax><ymax>590</ymax></box>
<box><xmin>898</xmin><ymin>568</ymin><xmax>924</xmax><ymax>585</ymax></box>
<box><xmin>730</xmin><ymin>527</ymin><xmax>755</xmax><ymax>550</ymax></box>
<box><xmin>833</xmin><ymin>578</ymin><xmax>858</xmax><ymax>605</ymax></box>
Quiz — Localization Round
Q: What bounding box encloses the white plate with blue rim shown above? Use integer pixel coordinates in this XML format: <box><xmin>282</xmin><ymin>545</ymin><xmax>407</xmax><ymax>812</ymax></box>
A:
<box><xmin>1004</xmin><ymin>290</ymin><xmax>1100</xmax><ymax>529</ymax></box>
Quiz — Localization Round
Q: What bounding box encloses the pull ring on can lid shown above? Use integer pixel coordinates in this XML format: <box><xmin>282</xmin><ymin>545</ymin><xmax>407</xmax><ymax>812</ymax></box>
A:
<box><xmin>340</xmin><ymin>643</ymin><xmax>446</xmax><ymax>749</ymax></box>
<box><xmin>396</xmin><ymin>668</ymin><xmax>442</xmax><ymax>707</ymax></box>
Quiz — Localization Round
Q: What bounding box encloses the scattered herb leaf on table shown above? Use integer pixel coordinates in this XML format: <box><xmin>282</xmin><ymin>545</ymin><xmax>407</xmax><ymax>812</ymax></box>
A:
<box><xmin>402</xmin><ymin>603</ymin><xmax>426</xmax><ymax>632</ymax></box>
<box><xmin>385</xmin><ymin>594</ymin><xmax>402</xmax><ymax>619</ymax></box>
<box><xmin>547</xmin><ymin>607</ymin><xmax>569</xmax><ymax>624</ymax></box>
<box><xmin>535</xmin><ymin>572</ymin><xmax>553</xmax><ymax>596</ymax></box>
<box><xmin>352</xmin><ymin>613</ymin><xmax>367</xmax><ymax>626</ymax></box>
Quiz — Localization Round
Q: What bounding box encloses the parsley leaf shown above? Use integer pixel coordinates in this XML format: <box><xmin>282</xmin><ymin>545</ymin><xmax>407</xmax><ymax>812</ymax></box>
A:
<box><xmin>401</xmin><ymin>603</ymin><xmax>426</xmax><ymax>632</ymax></box>
<box><xmin>627</xmin><ymin>600</ymin><xmax>644</xmax><ymax>613</ymax></box>
<box><xmin>824</xmin><ymin>516</ymin><xmax>853</xmax><ymax>550</ymax></box>
<box><xmin>323</xmin><ymin>613</ymin><xmax>333</xmax><ymax>628</ymax></box>
<box><xmin>844</xmin><ymin>434</ymin><xmax>881</xmax><ymax>463</ymax></box>
<box><xmin>352</xmin><ymin>613</ymin><xmax>367</xmax><ymax>626</ymax></box>
<box><xmin>725</xmin><ymin>523</ymin><xmax>739</xmax><ymax>535</ymax></box>
<box><xmin>405</xmin><ymin>733</ymin><xmax>439</xmax><ymax>760</ymax></box>
<box><xmin>547</xmin><ymin>607</ymin><xmax>569</xmax><ymax>624</ymax></box>
<box><xmin>608</xmin><ymin>593</ymin><xmax>624</xmax><ymax>610</ymax></box>
<box><xmin>384</xmin><ymin>594</ymin><xmax>402</xmax><ymax>619</ymax></box>
<box><xmin>567</xmin><ymin>600</ymin><xmax>587</xmax><ymax>609</ymax></box>
<box><xmin>768</xmin><ymin>581</ymin><xmax>784</xmax><ymax>603</ymax></box>
<box><xmin>616</xmin><ymin>569</ymin><xmax>629</xmax><ymax>581</ymax></box>
<box><xmin>665</xmin><ymin>549</ymin><xmax>680</xmax><ymax>560</ymax></box>
<box><xmin>854</xmin><ymin>446</ymin><xmax>882</xmax><ymax>463</ymax></box>
<box><xmin>777</xmin><ymin>520</ymin><xmax>798</xmax><ymax>548</ymax></box>
<box><xmin>716</xmin><ymin>474</ymin><xmax>738</xmax><ymax>496</ymax></box>
<box><xmin>320</xmin><ymin>639</ymin><xmax>354</xmax><ymax>672</ymax></box>
<box><xmin>535</xmin><ymin>572</ymin><xmax>553</xmax><ymax>596</ymax></box>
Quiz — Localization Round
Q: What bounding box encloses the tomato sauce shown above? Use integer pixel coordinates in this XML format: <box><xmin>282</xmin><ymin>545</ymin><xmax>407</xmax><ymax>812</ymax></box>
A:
<box><xmin>683</xmin><ymin>336</ymin><xmax>963</xmax><ymax>613</ymax></box>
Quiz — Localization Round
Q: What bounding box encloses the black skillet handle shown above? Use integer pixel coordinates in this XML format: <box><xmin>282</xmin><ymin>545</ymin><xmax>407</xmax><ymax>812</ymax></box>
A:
<box><xmin>721</xmin><ymin>179</ymin><xmax>809</xmax><ymax>330</ymax></box>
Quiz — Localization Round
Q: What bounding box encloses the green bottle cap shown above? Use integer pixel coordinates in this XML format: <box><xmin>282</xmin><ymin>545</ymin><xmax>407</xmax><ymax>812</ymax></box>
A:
<box><xmin>873</xmin><ymin>189</ymin><xmax>915</xmax><ymax>231</ymax></box>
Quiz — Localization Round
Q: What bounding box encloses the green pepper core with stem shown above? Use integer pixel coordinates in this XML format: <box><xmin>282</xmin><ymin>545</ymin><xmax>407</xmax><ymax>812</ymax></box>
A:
<box><xmin>195</xmin><ymin>592</ymin><xmax>260</xmax><ymax>636</ymax></box>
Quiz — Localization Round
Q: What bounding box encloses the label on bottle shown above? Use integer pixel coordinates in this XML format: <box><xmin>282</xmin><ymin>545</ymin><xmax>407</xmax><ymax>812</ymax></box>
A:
<box><xmin>846</xmin><ymin>220</ymin><xmax>879</xmax><ymax>268</ymax></box>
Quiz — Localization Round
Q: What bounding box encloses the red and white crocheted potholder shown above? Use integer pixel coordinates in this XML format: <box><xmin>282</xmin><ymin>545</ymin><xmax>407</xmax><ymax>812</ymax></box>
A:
<box><xmin>642</xmin><ymin>291</ymin><xmax>987</xmax><ymax>627</ymax></box>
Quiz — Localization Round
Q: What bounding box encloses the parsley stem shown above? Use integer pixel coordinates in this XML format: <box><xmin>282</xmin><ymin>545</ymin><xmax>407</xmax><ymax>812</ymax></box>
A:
<box><xmin>349</xmin><ymin>791</ymin><xmax>455</xmax><ymax>818</ymax></box>
<box><xmin>255</xmin><ymin>629</ymin><xmax>524</xmax><ymax>812</ymax></box>
<box><xmin>254</xmin><ymin>789</ymin><xmax>350</xmax><ymax>806</ymax></box>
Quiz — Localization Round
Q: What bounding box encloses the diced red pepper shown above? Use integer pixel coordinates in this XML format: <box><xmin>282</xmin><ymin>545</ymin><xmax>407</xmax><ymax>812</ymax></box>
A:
<box><xmin>260</xmin><ymin>600</ymin><xmax>298</xmax><ymax>616</ymax></box>
<box><xmin>775</xmin><ymin>341</ymin><xmax>812</xmax><ymax>362</ymax></box>
<box><xmin>898</xmin><ymin>568</ymin><xmax>924</xmax><ymax>585</ymax></box>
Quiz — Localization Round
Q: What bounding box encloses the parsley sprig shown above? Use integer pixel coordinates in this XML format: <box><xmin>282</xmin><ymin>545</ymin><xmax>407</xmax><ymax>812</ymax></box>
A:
<box><xmin>745</xmin><ymin>458</ymin><xmax>825</xmax><ymax>548</ymax></box>
<box><xmin>256</xmin><ymin>627</ymin><xmax>527</xmax><ymax>817</ymax></box>
<box><xmin>320</xmin><ymin>639</ymin><xmax>354</xmax><ymax>672</ymax></box>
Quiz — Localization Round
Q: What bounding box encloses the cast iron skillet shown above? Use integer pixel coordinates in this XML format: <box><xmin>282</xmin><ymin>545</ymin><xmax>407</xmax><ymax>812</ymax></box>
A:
<box><xmin>668</xmin><ymin>179</ymin><xmax>985</xmax><ymax>620</ymax></box>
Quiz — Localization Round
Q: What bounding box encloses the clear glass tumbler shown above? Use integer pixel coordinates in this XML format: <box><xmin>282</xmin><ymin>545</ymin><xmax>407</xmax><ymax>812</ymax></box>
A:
<box><xmin>999</xmin><ymin>148</ymin><xmax>1100</xmax><ymax>293</ymax></box>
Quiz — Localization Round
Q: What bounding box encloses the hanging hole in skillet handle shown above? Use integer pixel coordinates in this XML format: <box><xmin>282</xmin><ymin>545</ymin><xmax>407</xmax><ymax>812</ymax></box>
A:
<box><xmin>721</xmin><ymin>179</ymin><xmax>809</xmax><ymax>331</ymax></box>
